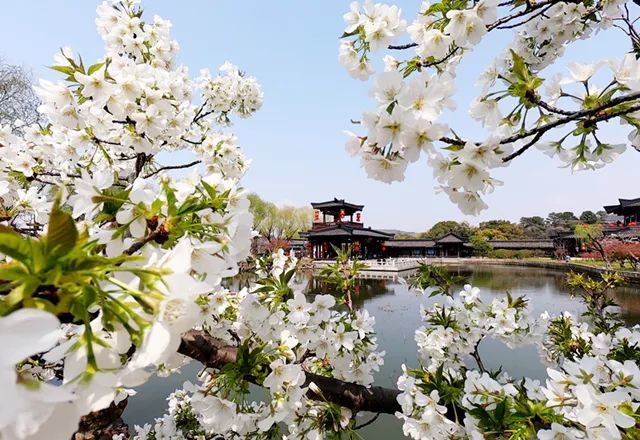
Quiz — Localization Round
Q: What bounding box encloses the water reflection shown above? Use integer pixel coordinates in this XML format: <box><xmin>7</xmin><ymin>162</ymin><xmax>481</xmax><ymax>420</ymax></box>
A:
<box><xmin>124</xmin><ymin>265</ymin><xmax>640</xmax><ymax>438</ymax></box>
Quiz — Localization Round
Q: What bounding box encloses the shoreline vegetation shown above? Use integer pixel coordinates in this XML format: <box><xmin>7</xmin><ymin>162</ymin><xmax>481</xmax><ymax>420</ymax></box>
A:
<box><xmin>422</xmin><ymin>257</ymin><xmax>640</xmax><ymax>284</ymax></box>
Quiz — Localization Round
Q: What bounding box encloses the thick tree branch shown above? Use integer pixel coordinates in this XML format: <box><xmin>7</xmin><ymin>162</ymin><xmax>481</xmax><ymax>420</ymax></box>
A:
<box><xmin>178</xmin><ymin>329</ymin><xmax>402</xmax><ymax>414</ymax></box>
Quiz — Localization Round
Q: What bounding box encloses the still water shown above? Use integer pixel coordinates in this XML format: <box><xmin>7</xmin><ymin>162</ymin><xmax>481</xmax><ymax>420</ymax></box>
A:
<box><xmin>124</xmin><ymin>264</ymin><xmax>640</xmax><ymax>437</ymax></box>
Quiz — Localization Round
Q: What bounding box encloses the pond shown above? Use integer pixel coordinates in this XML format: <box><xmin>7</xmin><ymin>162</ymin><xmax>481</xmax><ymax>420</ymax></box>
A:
<box><xmin>123</xmin><ymin>264</ymin><xmax>640</xmax><ymax>437</ymax></box>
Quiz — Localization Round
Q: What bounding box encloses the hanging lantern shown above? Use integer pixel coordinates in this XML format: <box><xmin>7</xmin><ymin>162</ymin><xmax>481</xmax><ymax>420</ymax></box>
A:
<box><xmin>323</xmin><ymin>242</ymin><xmax>329</xmax><ymax>252</ymax></box>
<box><xmin>356</xmin><ymin>212</ymin><xmax>361</xmax><ymax>222</ymax></box>
<box><xmin>314</xmin><ymin>210</ymin><xmax>320</xmax><ymax>221</ymax></box>
<box><xmin>339</xmin><ymin>209</ymin><xmax>345</xmax><ymax>219</ymax></box>
<box><xmin>353</xmin><ymin>241</ymin><xmax>361</xmax><ymax>253</ymax></box>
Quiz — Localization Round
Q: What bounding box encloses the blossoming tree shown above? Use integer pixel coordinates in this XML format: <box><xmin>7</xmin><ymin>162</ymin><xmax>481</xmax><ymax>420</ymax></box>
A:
<box><xmin>1</xmin><ymin>1</ymin><xmax>640</xmax><ymax>439</ymax></box>
<box><xmin>340</xmin><ymin>0</ymin><xmax>640</xmax><ymax>215</ymax></box>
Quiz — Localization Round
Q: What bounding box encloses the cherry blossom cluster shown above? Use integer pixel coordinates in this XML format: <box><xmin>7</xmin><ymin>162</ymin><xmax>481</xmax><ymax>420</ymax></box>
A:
<box><xmin>0</xmin><ymin>1</ymin><xmax>259</xmax><ymax>438</ymax></box>
<box><xmin>3</xmin><ymin>0</ymin><xmax>640</xmax><ymax>438</ymax></box>
<box><xmin>413</xmin><ymin>285</ymin><xmax>535</xmax><ymax>372</ymax></box>
<box><xmin>340</xmin><ymin>0</ymin><xmax>640</xmax><ymax>214</ymax></box>
<box><xmin>198</xmin><ymin>62</ymin><xmax>263</xmax><ymax>124</ymax></box>
<box><xmin>134</xmin><ymin>252</ymin><xmax>384</xmax><ymax>439</ymax></box>
<box><xmin>531</xmin><ymin>58</ymin><xmax>640</xmax><ymax>170</ymax></box>
<box><xmin>396</xmin><ymin>282</ymin><xmax>640</xmax><ymax>439</ymax></box>
<box><xmin>340</xmin><ymin>1</ymin><xmax>406</xmax><ymax>79</ymax></box>
<box><xmin>95</xmin><ymin>0</ymin><xmax>178</xmax><ymax>69</ymax></box>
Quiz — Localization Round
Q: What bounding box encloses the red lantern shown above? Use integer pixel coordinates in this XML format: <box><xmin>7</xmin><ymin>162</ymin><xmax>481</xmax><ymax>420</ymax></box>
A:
<box><xmin>381</xmin><ymin>245</ymin><xmax>387</xmax><ymax>252</ymax></box>
<box><xmin>356</xmin><ymin>212</ymin><xmax>361</xmax><ymax>222</ymax></box>
<box><xmin>323</xmin><ymin>242</ymin><xmax>329</xmax><ymax>252</ymax></box>
<box><xmin>339</xmin><ymin>209</ymin><xmax>345</xmax><ymax>219</ymax></box>
<box><xmin>314</xmin><ymin>210</ymin><xmax>320</xmax><ymax>221</ymax></box>
<box><xmin>353</xmin><ymin>241</ymin><xmax>361</xmax><ymax>253</ymax></box>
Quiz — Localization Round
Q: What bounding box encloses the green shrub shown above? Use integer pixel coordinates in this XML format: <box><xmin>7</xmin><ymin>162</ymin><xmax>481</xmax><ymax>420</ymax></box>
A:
<box><xmin>491</xmin><ymin>249</ymin><xmax>547</xmax><ymax>259</ymax></box>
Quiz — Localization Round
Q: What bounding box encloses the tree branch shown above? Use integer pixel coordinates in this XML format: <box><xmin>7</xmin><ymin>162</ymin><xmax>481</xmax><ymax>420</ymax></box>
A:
<box><xmin>494</xmin><ymin>5</ymin><xmax>554</xmax><ymax>30</ymax></box>
<box><xmin>388</xmin><ymin>43</ymin><xmax>418</xmax><ymax>50</ymax></box>
<box><xmin>354</xmin><ymin>412</ymin><xmax>381</xmax><ymax>429</ymax></box>
<box><xmin>487</xmin><ymin>0</ymin><xmax>568</xmax><ymax>31</ymax></box>
<box><xmin>501</xmin><ymin>130</ymin><xmax>544</xmax><ymax>162</ymax></box>
<box><xmin>177</xmin><ymin>329</ymin><xmax>402</xmax><ymax>414</ymax></box>
<box><xmin>143</xmin><ymin>160</ymin><xmax>202</xmax><ymax>179</ymax></box>
<box><xmin>123</xmin><ymin>230</ymin><xmax>161</xmax><ymax>255</ymax></box>
<box><xmin>530</xmin><ymin>94</ymin><xmax>574</xmax><ymax>116</ymax></box>
<box><xmin>435</xmin><ymin>92</ymin><xmax>640</xmax><ymax>162</ymax></box>
<box><xmin>500</xmin><ymin>99</ymin><xmax>640</xmax><ymax>162</ymax></box>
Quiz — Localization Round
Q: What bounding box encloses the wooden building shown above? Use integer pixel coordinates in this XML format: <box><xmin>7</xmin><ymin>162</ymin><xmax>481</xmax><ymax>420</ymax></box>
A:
<box><xmin>303</xmin><ymin>199</ymin><xmax>394</xmax><ymax>259</ymax></box>
<box><xmin>604</xmin><ymin>198</ymin><xmax>640</xmax><ymax>228</ymax></box>
<box><xmin>557</xmin><ymin>198</ymin><xmax>640</xmax><ymax>255</ymax></box>
<box><xmin>384</xmin><ymin>236</ymin><xmax>555</xmax><ymax>258</ymax></box>
<box><xmin>384</xmin><ymin>233</ymin><xmax>473</xmax><ymax>258</ymax></box>
<box><xmin>489</xmin><ymin>239</ymin><xmax>555</xmax><ymax>252</ymax></box>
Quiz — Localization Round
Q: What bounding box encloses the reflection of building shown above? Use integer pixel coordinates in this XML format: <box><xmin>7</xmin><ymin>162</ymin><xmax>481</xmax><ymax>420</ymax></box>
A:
<box><xmin>303</xmin><ymin>199</ymin><xmax>394</xmax><ymax>259</ymax></box>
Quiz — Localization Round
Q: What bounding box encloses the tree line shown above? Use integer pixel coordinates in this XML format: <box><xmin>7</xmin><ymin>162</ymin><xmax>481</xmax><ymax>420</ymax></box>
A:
<box><xmin>248</xmin><ymin>193</ymin><xmax>312</xmax><ymax>240</ymax></box>
<box><xmin>396</xmin><ymin>210</ymin><xmax>610</xmax><ymax>242</ymax></box>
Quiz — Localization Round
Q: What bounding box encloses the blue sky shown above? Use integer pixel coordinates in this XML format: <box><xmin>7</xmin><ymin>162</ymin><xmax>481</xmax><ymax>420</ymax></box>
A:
<box><xmin>1</xmin><ymin>1</ymin><xmax>636</xmax><ymax>231</ymax></box>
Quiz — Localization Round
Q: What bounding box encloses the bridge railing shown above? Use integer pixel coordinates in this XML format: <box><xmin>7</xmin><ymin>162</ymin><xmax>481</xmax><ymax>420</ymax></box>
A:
<box><xmin>362</xmin><ymin>258</ymin><xmax>422</xmax><ymax>271</ymax></box>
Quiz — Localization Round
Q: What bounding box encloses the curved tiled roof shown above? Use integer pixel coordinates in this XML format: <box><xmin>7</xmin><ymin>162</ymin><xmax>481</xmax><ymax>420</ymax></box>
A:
<box><xmin>436</xmin><ymin>233</ymin><xmax>466</xmax><ymax>243</ymax></box>
<box><xmin>311</xmin><ymin>198</ymin><xmax>364</xmax><ymax>212</ymax></box>
<box><xmin>306</xmin><ymin>223</ymin><xmax>393</xmax><ymax>239</ymax></box>
<box><xmin>604</xmin><ymin>197</ymin><xmax>640</xmax><ymax>214</ymax></box>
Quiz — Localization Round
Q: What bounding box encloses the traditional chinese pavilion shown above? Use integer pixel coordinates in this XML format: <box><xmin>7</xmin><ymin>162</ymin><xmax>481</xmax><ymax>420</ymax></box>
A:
<box><xmin>604</xmin><ymin>197</ymin><xmax>640</xmax><ymax>227</ymax></box>
<box><xmin>303</xmin><ymin>198</ymin><xmax>394</xmax><ymax>259</ymax></box>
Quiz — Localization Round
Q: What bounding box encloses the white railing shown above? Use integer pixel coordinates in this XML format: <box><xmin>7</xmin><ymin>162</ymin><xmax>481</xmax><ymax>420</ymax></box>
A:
<box><xmin>361</xmin><ymin>258</ymin><xmax>422</xmax><ymax>271</ymax></box>
<box><xmin>312</xmin><ymin>257</ymin><xmax>423</xmax><ymax>272</ymax></box>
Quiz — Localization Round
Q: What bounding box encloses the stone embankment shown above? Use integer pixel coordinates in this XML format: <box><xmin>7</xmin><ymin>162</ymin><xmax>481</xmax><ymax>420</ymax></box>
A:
<box><xmin>312</xmin><ymin>257</ymin><xmax>640</xmax><ymax>284</ymax></box>
<box><xmin>432</xmin><ymin>258</ymin><xmax>640</xmax><ymax>285</ymax></box>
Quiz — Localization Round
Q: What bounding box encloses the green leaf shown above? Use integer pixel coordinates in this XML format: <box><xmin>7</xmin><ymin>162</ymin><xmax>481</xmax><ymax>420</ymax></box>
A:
<box><xmin>0</xmin><ymin>230</ymin><xmax>32</xmax><ymax>263</ymax></box>
<box><xmin>101</xmin><ymin>187</ymin><xmax>131</xmax><ymax>217</ymax></box>
<box><xmin>200</xmin><ymin>180</ymin><xmax>218</xmax><ymax>201</ymax></box>
<box><xmin>87</xmin><ymin>62</ymin><xmax>105</xmax><ymax>75</ymax></box>
<box><xmin>510</xmin><ymin>50</ymin><xmax>529</xmax><ymax>82</ymax></box>
<box><xmin>495</xmin><ymin>398</ymin><xmax>507</xmax><ymax>422</ymax></box>
<box><xmin>50</xmin><ymin>64</ymin><xmax>75</xmax><ymax>76</ymax></box>
<box><xmin>46</xmin><ymin>200</ymin><xmax>78</xmax><ymax>256</ymax></box>
<box><xmin>339</xmin><ymin>28</ymin><xmax>360</xmax><ymax>39</ymax></box>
